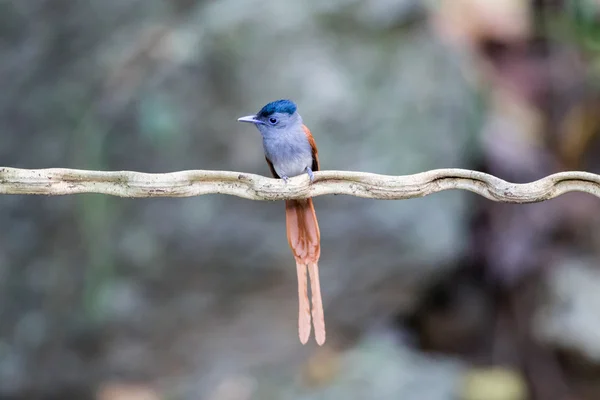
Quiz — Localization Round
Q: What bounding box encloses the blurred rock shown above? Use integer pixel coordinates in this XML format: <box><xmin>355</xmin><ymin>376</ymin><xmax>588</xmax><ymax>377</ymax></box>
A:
<box><xmin>252</xmin><ymin>330</ymin><xmax>465</xmax><ymax>400</ymax></box>
<box><xmin>207</xmin><ymin>375</ymin><xmax>256</xmax><ymax>400</ymax></box>
<box><xmin>535</xmin><ymin>258</ymin><xmax>600</xmax><ymax>363</ymax></box>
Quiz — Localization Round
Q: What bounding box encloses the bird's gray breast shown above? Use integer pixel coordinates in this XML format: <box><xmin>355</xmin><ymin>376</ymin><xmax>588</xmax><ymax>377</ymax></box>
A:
<box><xmin>263</xmin><ymin>130</ymin><xmax>313</xmax><ymax>178</ymax></box>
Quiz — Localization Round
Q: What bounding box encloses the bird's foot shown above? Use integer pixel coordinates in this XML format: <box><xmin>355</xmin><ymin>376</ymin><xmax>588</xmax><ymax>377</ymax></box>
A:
<box><xmin>281</xmin><ymin>175</ymin><xmax>289</xmax><ymax>184</ymax></box>
<box><xmin>305</xmin><ymin>167</ymin><xmax>315</xmax><ymax>183</ymax></box>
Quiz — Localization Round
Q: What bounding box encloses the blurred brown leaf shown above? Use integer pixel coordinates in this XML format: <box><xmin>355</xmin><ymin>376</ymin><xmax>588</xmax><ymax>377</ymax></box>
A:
<box><xmin>97</xmin><ymin>382</ymin><xmax>161</xmax><ymax>400</ymax></box>
<box><xmin>301</xmin><ymin>347</ymin><xmax>341</xmax><ymax>388</ymax></box>
<box><xmin>433</xmin><ymin>0</ymin><xmax>531</xmax><ymax>48</ymax></box>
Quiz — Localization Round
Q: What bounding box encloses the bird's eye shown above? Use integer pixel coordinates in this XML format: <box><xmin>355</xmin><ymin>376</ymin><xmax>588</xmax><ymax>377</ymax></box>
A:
<box><xmin>269</xmin><ymin>117</ymin><xmax>278</xmax><ymax>125</ymax></box>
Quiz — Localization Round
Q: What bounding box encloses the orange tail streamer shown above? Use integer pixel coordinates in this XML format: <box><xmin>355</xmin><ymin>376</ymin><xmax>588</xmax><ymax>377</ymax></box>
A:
<box><xmin>296</xmin><ymin>261</ymin><xmax>311</xmax><ymax>344</ymax></box>
<box><xmin>308</xmin><ymin>262</ymin><xmax>325</xmax><ymax>345</ymax></box>
<box><xmin>285</xmin><ymin>199</ymin><xmax>325</xmax><ymax>345</ymax></box>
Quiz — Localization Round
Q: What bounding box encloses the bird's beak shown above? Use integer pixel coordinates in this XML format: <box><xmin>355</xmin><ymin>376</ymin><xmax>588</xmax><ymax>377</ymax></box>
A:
<box><xmin>237</xmin><ymin>115</ymin><xmax>264</xmax><ymax>125</ymax></box>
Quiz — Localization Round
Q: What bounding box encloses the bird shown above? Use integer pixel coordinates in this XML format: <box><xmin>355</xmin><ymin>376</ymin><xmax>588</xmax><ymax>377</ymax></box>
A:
<box><xmin>237</xmin><ymin>99</ymin><xmax>325</xmax><ymax>346</ymax></box>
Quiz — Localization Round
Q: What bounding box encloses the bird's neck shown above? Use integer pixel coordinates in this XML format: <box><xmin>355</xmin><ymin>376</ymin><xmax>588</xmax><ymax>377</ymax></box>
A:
<box><xmin>265</xmin><ymin>126</ymin><xmax>303</xmax><ymax>144</ymax></box>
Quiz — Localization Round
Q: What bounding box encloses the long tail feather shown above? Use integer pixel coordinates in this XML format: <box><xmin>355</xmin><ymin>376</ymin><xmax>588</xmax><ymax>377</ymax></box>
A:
<box><xmin>296</xmin><ymin>261</ymin><xmax>311</xmax><ymax>344</ymax></box>
<box><xmin>286</xmin><ymin>199</ymin><xmax>324</xmax><ymax>345</ymax></box>
<box><xmin>308</xmin><ymin>262</ymin><xmax>326</xmax><ymax>345</ymax></box>
<box><xmin>285</xmin><ymin>199</ymin><xmax>320</xmax><ymax>263</ymax></box>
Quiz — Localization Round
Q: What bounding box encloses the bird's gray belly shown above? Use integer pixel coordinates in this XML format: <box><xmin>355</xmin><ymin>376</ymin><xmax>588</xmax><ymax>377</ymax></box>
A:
<box><xmin>264</xmin><ymin>138</ymin><xmax>312</xmax><ymax>178</ymax></box>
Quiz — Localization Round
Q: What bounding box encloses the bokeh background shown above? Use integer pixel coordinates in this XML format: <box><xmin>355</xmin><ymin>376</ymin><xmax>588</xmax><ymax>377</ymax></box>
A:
<box><xmin>2</xmin><ymin>0</ymin><xmax>600</xmax><ymax>399</ymax></box>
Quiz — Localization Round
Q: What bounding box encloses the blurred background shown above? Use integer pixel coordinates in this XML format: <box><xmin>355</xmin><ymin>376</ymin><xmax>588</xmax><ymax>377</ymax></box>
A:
<box><xmin>1</xmin><ymin>0</ymin><xmax>600</xmax><ymax>399</ymax></box>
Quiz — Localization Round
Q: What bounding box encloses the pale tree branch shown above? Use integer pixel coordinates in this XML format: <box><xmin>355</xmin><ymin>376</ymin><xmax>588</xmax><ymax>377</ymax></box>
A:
<box><xmin>0</xmin><ymin>167</ymin><xmax>599</xmax><ymax>203</ymax></box>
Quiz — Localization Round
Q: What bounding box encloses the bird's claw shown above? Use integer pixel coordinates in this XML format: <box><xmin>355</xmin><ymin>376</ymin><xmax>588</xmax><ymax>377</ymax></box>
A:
<box><xmin>282</xmin><ymin>175</ymin><xmax>289</xmax><ymax>184</ymax></box>
<box><xmin>305</xmin><ymin>167</ymin><xmax>315</xmax><ymax>183</ymax></box>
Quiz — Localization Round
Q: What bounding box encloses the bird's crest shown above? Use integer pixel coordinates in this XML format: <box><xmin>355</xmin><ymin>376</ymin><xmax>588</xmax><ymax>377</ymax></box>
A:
<box><xmin>258</xmin><ymin>99</ymin><xmax>297</xmax><ymax>117</ymax></box>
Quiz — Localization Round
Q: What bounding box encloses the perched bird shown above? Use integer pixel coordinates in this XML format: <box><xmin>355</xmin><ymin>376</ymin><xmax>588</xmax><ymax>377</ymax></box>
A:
<box><xmin>238</xmin><ymin>99</ymin><xmax>325</xmax><ymax>345</ymax></box>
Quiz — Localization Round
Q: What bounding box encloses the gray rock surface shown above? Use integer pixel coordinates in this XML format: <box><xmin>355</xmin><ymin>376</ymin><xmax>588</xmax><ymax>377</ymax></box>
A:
<box><xmin>535</xmin><ymin>258</ymin><xmax>600</xmax><ymax>362</ymax></box>
<box><xmin>250</xmin><ymin>330</ymin><xmax>464</xmax><ymax>400</ymax></box>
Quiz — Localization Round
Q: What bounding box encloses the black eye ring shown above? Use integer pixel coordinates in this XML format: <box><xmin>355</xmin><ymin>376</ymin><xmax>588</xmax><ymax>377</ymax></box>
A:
<box><xmin>269</xmin><ymin>117</ymin><xmax>278</xmax><ymax>125</ymax></box>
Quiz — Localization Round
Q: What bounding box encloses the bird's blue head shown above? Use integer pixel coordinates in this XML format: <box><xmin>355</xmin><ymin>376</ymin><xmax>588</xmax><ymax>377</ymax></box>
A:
<box><xmin>237</xmin><ymin>99</ymin><xmax>302</xmax><ymax>136</ymax></box>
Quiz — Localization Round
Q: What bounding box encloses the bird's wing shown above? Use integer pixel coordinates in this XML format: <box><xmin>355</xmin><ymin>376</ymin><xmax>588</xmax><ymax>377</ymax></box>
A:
<box><xmin>265</xmin><ymin>157</ymin><xmax>280</xmax><ymax>179</ymax></box>
<box><xmin>302</xmin><ymin>124</ymin><xmax>319</xmax><ymax>172</ymax></box>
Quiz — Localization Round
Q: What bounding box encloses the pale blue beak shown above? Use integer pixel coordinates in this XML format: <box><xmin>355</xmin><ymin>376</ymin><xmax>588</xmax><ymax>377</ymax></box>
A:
<box><xmin>237</xmin><ymin>115</ymin><xmax>264</xmax><ymax>125</ymax></box>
